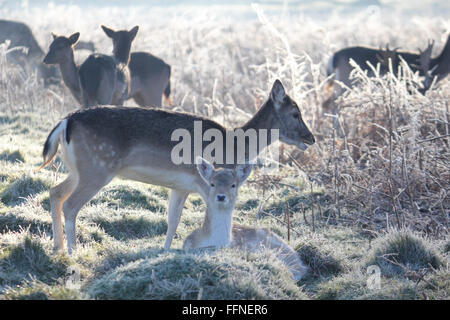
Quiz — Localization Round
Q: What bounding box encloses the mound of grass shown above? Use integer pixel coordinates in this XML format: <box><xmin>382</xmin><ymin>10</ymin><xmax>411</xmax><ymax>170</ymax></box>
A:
<box><xmin>0</xmin><ymin>150</ymin><xmax>25</xmax><ymax>163</ymax></box>
<box><xmin>296</xmin><ymin>242</ymin><xmax>345</xmax><ymax>278</ymax></box>
<box><xmin>1</xmin><ymin>280</ymin><xmax>83</xmax><ymax>300</ymax></box>
<box><xmin>0</xmin><ymin>211</ymin><xmax>52</xmax><ymax>235</ymax></box>
<box><xmin>0</xmin><ymin>234</ymin><xmax>68</xmax><ymax>286</ymax></box>
<box><xmin>92</xmin><ymin>185</ymin><xmax>166</xmax><ymax>213</ymax></box>
<box><xmin>91</xmin><ymin>215</ymin><xmax>167</xmax><ymax>240</ymax></box>
<box><xmin>0</xmin><ymin>175</ymin><xmax>49</xmax><ymax>206</ymax></box>
<box><xmin>364</xmin><ymin>229</ymin><xmax>443</xmax><ymax>277</ymax></box>
<box><xmin>315</xmin><ymin>271</ymin><xmax>419</xmax><ymax>300</ymax></box>
<box><xmin>87</xmin><ymin>249</ymin><xmax>306</xmax><ymax>300</ymax></box>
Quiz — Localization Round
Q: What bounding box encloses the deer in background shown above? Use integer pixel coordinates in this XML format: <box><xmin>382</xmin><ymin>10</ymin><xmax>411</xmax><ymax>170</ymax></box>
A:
<box><xmin>38</xmin><ymin>79</ymin><xmax>315</xmax><ymax>254</ymax></box>
<box><xmin>78</xmin><ymin>25</ymin><xmax>138</xmax><ymax>106</ymax></box>
<box><xmin>183</xmin><ymin>157</ymin><xmax>308</xmax><ymax>281</ymax></box>
<box><xmin>0</xmin><ymin>19</ymin><xmax>94</xmax><ymax>86</ymax></box>
<box><xmin>324</xmin><ymin>34</ymin><xmax>450</xmax><ymax>112</ymax></box>
<box><xmin>43</xmin><ymin>32</ymin><xmax>83</xmax><ymax>104</ymax></box>
<box><xmin>43</xmin><ymin>30</ymin><xmax>171</xmax><ymax>108</ymax></box>
<box><xmin>128</xmin><ymin>52</ymin><xmax>172</xmax><ymax>107</ymax></box>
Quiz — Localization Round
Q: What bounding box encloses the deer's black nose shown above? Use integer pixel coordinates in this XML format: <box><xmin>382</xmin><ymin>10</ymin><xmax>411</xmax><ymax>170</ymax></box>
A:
<box><xmin>217</xmin><ymin>195</ymin><xmax>226</xmax><ymax>202</ymax></box>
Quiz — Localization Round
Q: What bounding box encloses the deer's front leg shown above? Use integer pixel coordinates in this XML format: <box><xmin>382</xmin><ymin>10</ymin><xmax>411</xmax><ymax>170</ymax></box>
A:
<box><xmin>164</xmin><ymin>189</ymin><xmax>189</xmax><ymax>250</ymax></box>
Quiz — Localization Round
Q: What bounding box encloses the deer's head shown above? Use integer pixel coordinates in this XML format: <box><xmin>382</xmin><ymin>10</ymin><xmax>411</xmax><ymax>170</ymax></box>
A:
<box><xmin>196</xmin><ymin>157</ymin><xmax>253</xmax><ymax>210</ymax></box>
<box><xmin>267</xmin><ymin>80</ymin><xmax>315</xmax><ymax>150</ymax></box>
<box><xmin>43</xmin><ymin>32</ymin><xmax>79</xmax><ymax>65</ymax></box>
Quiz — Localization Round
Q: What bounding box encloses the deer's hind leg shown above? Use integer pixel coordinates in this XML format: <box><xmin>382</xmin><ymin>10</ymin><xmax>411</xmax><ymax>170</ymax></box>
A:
<box><xmin>62</xmin><ymin>172</ymin><xmax>114</xmax><ymax>254</ymax></box>
<box><xmin>50</xmin><ymin>174</ymin><xmax>78</xmax><ymax>252</ymax></box>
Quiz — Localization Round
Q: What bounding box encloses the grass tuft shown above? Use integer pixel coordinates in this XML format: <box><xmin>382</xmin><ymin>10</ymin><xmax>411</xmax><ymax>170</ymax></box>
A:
<box><xmin>296</xmin><ymin>242</ymin><xmax>345</xmax><ymax>278</ymax></box>
<box><xmin>0</xmin><ymin>150</ymin><xmax>25</xmax><ymax>163</ymax></box>
<box><xmin>0</xmin><ymin>175</ymin><xmax>49</xmax><ymax>206</ymax></box>
<box><xmin>364</xmin><ymin>229</ymin><xmax>443</xmax><ymax>277</ymax></box>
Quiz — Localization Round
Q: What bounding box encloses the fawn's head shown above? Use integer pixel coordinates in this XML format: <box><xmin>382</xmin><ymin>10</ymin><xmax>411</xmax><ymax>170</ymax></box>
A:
<box><xmin>43</xmin><ymin>32</ymin><xmax>79</xmax><ymax>64</ymax></box>
<box><xmin>101</xmin><ymin>25</ymin><xmax>139</xmax><ymax>62</ymax></box>
<box><xmin>266</xmin><ymin>80</ymin><xmax>315</xmax><ymax>150</ymax></box>
<box><xmin>196</xmin><ymin>157</ymin><xmax>253</xmax><ymax>210</ymax></box>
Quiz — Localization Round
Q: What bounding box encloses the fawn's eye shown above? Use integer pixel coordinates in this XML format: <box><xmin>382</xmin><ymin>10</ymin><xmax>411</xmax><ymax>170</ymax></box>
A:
<box><xmin>210</xmin><ymin>183</ymin><xmax>215</xmax><ymax>187</ymax></box>
<box><xmin>292</xmin><ymin>113</ymin><xmax>299</xmax><ymax>119</ymax></box>
<box><xmin>231</xmin><ymin>184</ymin><xmax>236</xmax><ymax>188</ymax></box>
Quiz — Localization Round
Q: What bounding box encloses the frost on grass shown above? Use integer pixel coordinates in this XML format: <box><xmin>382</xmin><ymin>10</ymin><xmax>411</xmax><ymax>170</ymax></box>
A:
<box><xmin>0</xmin><ymin>233</ymin><xmax>68</xmax><ymax>287</ymax></box>
<box><xmin>0</xmin><ymin>175</ymin><xmax>50</xmax><ymax>206</ymax></box>
<box><xmin>0</xmin><ymin>150</ymin><xmax>25</xmax><ymax>163</ymax></box>
<box><xmin>87</xmin><ymin>249</ymin><xmax>306</xmax><ymax>300</ymax></box>
<box><xmin>364</xmin><ymin>229</ymin><xmax>444</xmax><ymax>277</ymax></box>
<box><xmin>296</xmin><ymin>242</ymin><xmax>344</xmax><ymax>278</ymax></box>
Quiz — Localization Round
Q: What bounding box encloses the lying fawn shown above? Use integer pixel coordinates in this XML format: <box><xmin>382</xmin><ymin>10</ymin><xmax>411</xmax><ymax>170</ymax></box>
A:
<box><xmin>183</xmin><ymin>157</ymin><xmax>308</xmax><ymax>281</ymax></box>
<box><xmin>39</xmin><ymin>79</ymin><xmax>314</xmax><ymax>254</ymax></box>
<box><xmin>78</xmin><ymin>25</ymin><xmax>138</xmax><ymax>106</ymax></box>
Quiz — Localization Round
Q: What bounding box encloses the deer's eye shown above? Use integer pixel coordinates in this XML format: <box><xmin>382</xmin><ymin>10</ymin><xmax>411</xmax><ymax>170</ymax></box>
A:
<box><xmin>210</xmin><ymin>183</ymin><xmax>215</xmax><ymax>187</ymax></box>
<box><xmin>231</xmin><ymin>184</ymin><xmax>236</xmax><ymax>188</ymax></box>
<box><xmin>292</xmin><ymin>113</ymin><xmax>300</xmax><ymax>119</ymax></box>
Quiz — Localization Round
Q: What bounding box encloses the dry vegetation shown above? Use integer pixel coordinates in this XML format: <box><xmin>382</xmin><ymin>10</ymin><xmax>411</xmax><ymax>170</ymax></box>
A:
<box><xmin>0</xmin><ymin>2</ymin><xmax>448</xmax><ymax>299</ymax></box>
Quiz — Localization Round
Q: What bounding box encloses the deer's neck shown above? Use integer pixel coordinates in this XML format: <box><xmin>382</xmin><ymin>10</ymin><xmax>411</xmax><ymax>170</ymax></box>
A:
<box><xmin>58</xmin><ymin>54</ymin><xmax>82</xmax><ymax>103</ymax></box>
<box><xmin>233</xmin><ymin>100</ymin><xmax>278</xmax><ymax>162</ymax></box>
<box><xmin>113</xmin><ymin>43</ymin><xmax>131</xmax><ymax>65</ymax></box>
<box><xmin>201</xmin><ymin>205</ymin><xmax>233</xmax><ymax>247</ymax></box>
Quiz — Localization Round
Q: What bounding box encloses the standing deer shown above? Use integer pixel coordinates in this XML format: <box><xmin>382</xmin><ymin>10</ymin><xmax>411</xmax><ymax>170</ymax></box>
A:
<box><xmin>43</xmin><ymin>32</ymin><xmax>83</xmax><ymax>104</ymax></box>
<box><xmin>128</xmin><ymin>52</ymin><xmax>172</xmax><ymax>107</ymax></box>
<box><xmin>0</xmin><ymin>19</ymin><xmax>95</xmax><ymax>85</ymax></box>
<box><xmin>0</xmin><ymin>19</ymin><xmax>58</xmax><ymax>85</ymax></box>
<box><xmin>78</xmin><ymin>25</ymin><xmax>138</xmax><ymax>106</ymax></box>
<box><xmin>44</xmin><ymin>31</ymin><xmax>171</xmax><ymax>108</ymax></box>
<box><xmin>324</xmin><ymin>34</ymin><xmax>450</xmax><ymax>110</ymax></box>
<box><xmin>183</xmin><ymin>157</ymin><xmax>308</xmax><ymax>281</ymax></box>
<box><xmin>39</xmin><ymin>79</ymin><xmax>315</xmax><ymax>254</ymax></box>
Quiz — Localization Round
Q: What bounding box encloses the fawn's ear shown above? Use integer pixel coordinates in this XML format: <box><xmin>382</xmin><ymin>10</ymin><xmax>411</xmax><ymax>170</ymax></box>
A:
<box><xmin>69</xmin><ymin>32</ymin><xmax>80</xmax><ymax>46</ymax></box>
<box><xmin>51</xmin><ymin>32</ymin><xmax>58</xmax><ymax>40</ymax></box>
<box><xmin>196</xmin><ymin>156</ymin><xmax>214</xmax><ymax>183</ymax></box>
<box><xmin>270</xmin><ymin>79</ymin><xmax>286</xmax><ymax>110</ymax></box>
<box><xmin>236</xmin><ymin>163</ymin><xmax>253</xmax><ymax>185</ymax></box>
<box><xmin>129</xmin><ymin>26</ymin><xmax>139</xmax><ymax>41</ymax></box>
<box><xmin>101</xmin><ymin>25</ymin><xmax>115</xmax><ymax>38</ymax></box>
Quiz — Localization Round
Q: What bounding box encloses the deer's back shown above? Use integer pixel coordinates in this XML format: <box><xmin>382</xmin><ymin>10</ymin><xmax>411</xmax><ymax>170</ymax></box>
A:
<box><xmin>129</xmin><ymin>51</ymin><xmax>170</xmax><ymax>80</ymax></box>
<box><xmin>65</xmin><ymin>106</ymin><xmax>227</xmax><ymax>156</ymax></box>
<box><xmin>331</xmin><ymin>46</ymin><xmax>420</xmax><ymax>74</ymax></box>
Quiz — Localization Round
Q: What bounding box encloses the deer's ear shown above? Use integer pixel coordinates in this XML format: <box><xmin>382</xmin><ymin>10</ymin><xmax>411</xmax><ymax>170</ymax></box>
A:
<box><xmin>51</xmin><ymin>32</ymin><xmax>58</xmax><ymax>40</ymax></box>
<box><xmin>69</xmin><ymin>32</ymin><xmax>80</xmax><ymax>46</ymax></box>
<box><xmin>196</xmin><ymin>156</ymin><xmax>214</xmax><ymax>183</ymax></box>
<box><xmin>236</xmin><ymin>163</ymin><xmax>253</xmax><ymax>185</ymax></box>
<box><xmin>101</xmin><ymin>25</ymin><xmax>115</xmax><ymax>38</ymax></box>
<box><xmin>270</xmin><ymin>79</ymin><xmax>286</xmax><ymax>110</ymax></box>
<box><xmin>129</xmin><ymin>26</ymin><xmax>139</xmax><ymax>41</ymax></box>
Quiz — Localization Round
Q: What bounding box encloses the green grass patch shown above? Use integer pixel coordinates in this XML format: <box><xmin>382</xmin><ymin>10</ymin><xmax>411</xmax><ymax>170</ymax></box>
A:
<box><xmin>364</xmin><ymin>229</ymin><xmax>444</xmax><ymax>277</ymax></box>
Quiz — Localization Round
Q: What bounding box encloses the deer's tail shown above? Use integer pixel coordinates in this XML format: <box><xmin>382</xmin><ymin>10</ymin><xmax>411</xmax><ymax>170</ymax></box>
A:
<box><xmin>38</xmin><ymin>119</ymin><xmax>68</xmax><ymax>170</ymax></box>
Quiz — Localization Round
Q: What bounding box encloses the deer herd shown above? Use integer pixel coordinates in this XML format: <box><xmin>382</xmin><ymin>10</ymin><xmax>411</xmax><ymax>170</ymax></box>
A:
<box><xmin>1</xmin><ymin>17</ymin><xmax>449</xmax><ymax>281</ymax></box>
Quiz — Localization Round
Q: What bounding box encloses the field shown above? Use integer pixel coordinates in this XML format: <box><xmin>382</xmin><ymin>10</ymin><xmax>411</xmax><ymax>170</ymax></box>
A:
<box><xmin>0</xmin><ymin>1</ymin><xmax>449</xmax><ymax>300</ymax></box>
